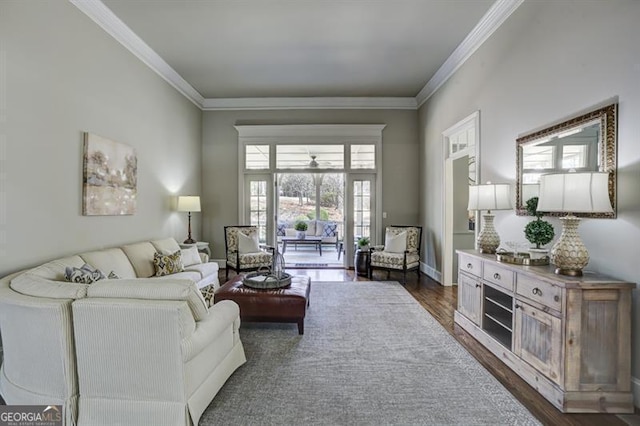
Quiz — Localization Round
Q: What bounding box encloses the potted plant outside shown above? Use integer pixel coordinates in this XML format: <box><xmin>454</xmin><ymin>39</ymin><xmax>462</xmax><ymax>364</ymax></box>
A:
<box><xmin>524</xmin><ymin>197</ymin><xmax>555</xmax><ymax>259</ymax></box>
<box><xmin>294</xmin><ymin>221</ymin><xmax>308</xmax><ymax>239</ymax></box>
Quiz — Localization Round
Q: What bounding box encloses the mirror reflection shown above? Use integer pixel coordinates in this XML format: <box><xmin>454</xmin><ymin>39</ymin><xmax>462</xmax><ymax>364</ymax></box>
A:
<box><xmin>516</xmin><ymin>103</ymin><xmax>617</xmax><ymax>218</ymax></box>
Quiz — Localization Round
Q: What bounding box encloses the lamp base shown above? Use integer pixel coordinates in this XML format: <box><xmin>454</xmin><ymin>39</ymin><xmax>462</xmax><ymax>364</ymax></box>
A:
<box><xmin>477</xmin><ymin>213</ymin><xmax>500</xmax><ymax>254</ymax></box>
<box><xmin>183</xmin><ymin>238</ymin><xmax>197</xmax><ymax>244</ymax></box>
<box><xmin>550</xmin><ymin>215</ymin><xmax>589</xmax><ymax>276</ymax></box>
<box><xmin>554</xmin><ymin>267</ymin><xmax>583</xmax><ymax>277</ymax></box>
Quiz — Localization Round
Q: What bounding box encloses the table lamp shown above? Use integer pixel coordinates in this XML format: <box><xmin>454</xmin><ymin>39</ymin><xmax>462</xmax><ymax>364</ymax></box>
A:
<box><xmin>177</xmin><ymin>196</ymin><xmax>201</xmax><ymax>244</ymax></box>
<box><xmin>536</xmin><ymin>172</ymin><xmax>612</xmax><ymax>276</ymax></box>
<box><xmin>467</xmin><ymin>183</ymin><xmax>512</xmax><ymax>253</ymax></box>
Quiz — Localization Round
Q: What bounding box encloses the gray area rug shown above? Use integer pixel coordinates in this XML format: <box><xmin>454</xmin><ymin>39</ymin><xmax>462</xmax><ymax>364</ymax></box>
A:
<box><xmin>201</xmin><ymin>281</ymin><xmax>540</xmax><ymax>425</ymax></box>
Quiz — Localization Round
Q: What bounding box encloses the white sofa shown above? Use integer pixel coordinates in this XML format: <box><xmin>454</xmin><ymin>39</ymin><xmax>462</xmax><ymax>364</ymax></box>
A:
<box><xmin>0</xmin><ymin>238</ymin><xmax>245</xmax><ymax>426</ymax></box>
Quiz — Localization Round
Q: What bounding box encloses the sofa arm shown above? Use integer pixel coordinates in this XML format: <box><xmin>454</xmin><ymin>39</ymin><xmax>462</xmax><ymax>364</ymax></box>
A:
<box><xmin>88</xmin><ymin>278</ymin><xmax>209</xmax><ymax>321</ymax></box>
<box><xmin>181</xmin><ymin>300</ymin><xmax>240</xmax><ymax>362</ymax></box>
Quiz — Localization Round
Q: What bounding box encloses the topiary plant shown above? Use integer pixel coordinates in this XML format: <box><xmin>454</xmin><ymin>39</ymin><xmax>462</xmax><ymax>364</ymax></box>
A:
<box><xmin>524</xmin><ymin>197</ymin><xmax>554</xmax><ymax>249</ymax></box>
<box><xmin>294</xmin><ymin>221</ymin><xmax>308</xmax><ymax>232</ymax></box>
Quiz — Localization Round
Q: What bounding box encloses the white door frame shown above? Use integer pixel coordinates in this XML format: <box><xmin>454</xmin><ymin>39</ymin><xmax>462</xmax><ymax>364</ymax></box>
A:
<box><xmin>442</xmin><ymin>111</ymin><xmax>480</xmax><ymax>287</ymax></box>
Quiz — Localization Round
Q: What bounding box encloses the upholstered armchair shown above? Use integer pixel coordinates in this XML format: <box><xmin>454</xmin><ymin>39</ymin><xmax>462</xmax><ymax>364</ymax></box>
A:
<box><xmin>369</xmin><ymin>225</ymin><xmax>422</xmax><ymax>284</ymax></box>
<box><xmin>224</xmin><ymin>226</ymin><xmax>274</xmax><ymax>280</ymax></box>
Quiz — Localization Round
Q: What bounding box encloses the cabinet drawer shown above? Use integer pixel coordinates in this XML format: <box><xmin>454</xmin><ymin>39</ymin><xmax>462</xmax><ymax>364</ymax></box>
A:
<box><xmin>459</xmin><ymin>254</ymin><xmax>482</xmax><ymax>278</ymax></box>
<box><xmin>516</xmin><ymin>274</ymin><xmax>562</xmax><ymax>312</ymax></box>
<box><xmin>483</xmin><ymin>263</ymin><xmax>514</xmax><ymax>291</ymax></box>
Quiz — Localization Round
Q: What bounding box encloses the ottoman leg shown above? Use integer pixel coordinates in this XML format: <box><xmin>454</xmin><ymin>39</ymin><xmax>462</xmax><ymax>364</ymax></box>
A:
<box><xmin>297</xmin><ymin>319</ymin><xmax>304</xmax><ymax>335</ymax></box>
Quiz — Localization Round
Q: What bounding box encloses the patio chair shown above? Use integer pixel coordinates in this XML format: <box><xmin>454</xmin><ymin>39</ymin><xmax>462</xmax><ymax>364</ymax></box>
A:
<box><xmin>369</xmin><ymin>225</ymin><xmax>422</xmax><ymax>284</ymax></box>
<box><xmin>224</xmin><ymin>226</ymin><xmax>274</xmax><ymax>280</ymax></box>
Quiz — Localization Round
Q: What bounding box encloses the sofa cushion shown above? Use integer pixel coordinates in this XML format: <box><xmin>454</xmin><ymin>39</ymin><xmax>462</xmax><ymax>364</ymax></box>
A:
<box><xmin>29</xmin><ymin>256</ymin><xmax>86</xmax><ymax>281</ymax></box>
<box><xmin>121</xmin><ymin>242</ymin><xmax>157</xmax><ymax>278</ymax></box>
<box><xmin>184</xmin><ymin>262</ymin><xmax>218</xmax><ymax>280</ymax></box>
<box><xmin>304</xmin><ymin>220</ymin><xmax>316</xmax><ymax>236</ymax></box>
<box><xmin>87</xmin><ymin>279</ymin><xmax>209</xmax><ymax>321</ymax></box>
<box><xmin>153</xmin><ymin>251</ymin><xmax>184</xmax><ymax>276</ymax></box>
<box><xmin>154</xmin><ymin>271</ymin><xmax>201</xmax><ymax>283</ymax></box>
<box><xmin>80</xmin><ymin>248</ymin><xmax>137</xmax><ymax>279</ymax></box>
<box><xmin>181</xmin><ymin>246</ymin><xmax>202</xmax><ymax>267</ymax></box>
<box><xmin>10</xmin><ymin>273</ymin><xmax>88</xmax><ymax>299</ymax></box>
<box><xmin>151</xmin><ymin>238</ymin><xmax>182</xmax><ymax>255</ymax></box>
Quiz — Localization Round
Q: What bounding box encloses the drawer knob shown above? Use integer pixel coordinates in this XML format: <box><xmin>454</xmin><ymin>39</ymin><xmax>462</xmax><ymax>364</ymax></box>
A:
<box><xmin>493</xmin><ymin>273</ymin><xmax>501</xmax><ymax>280</ymax></box>
<box><xmin>475</xmin><ymin>283</ymin><xmax>481</xmax><ymax>288</ymax></box>
<box><xmin>515</xmin><ymin>304</ymin><xmax>521</xmax><ymax>309</ymax></box>
<box><xmin>467</xmin><ymin>263</ymin><xmax>473</xmax><ymax>269</ymax></box>
<box><xmin>532</xmin><ymin>287</ymin><xmax>542</xmax><ymax>296</ymax></box>
<box><xmin>554</xmin><ymin>295</ymin><xmax>560</xmax><ymax>302</ymax></box>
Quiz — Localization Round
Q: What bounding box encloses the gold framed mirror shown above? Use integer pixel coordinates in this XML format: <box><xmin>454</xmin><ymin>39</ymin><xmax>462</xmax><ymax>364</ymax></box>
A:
<box><xmin>515</xmin><ymin>103</ymin><xmax>617</xmax><ymax>218</ymax></box>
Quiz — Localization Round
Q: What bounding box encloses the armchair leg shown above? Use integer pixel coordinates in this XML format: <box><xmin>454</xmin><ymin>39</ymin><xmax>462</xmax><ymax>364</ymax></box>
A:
<box><xmin>225</xmin><ymin>267</ymin><xmax>229</xmax><ymax>280</ymax></box>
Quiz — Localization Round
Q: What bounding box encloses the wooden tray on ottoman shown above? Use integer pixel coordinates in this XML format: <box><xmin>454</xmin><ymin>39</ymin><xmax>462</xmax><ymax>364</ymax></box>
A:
<box><xmin>215</xmin><ymin>274</ymin><xmax>311</xmax><ymax>334</ymax></box>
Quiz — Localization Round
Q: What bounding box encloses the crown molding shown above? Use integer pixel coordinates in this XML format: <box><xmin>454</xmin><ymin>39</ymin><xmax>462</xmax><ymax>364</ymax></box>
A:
<box><xmin>70</xmin><ymin>0</ymin><xmax>205</xmax><ymax>108</ymax></box>
<box><xmin>415</xmin><ymin>0</ymin><xmax>524</xmax><ymax>108</ymax></box>
<box><xmin>203</xmin><ymin>97</ymin><xmax>417</xmax><ymax>110</ymax></box>
<box><xmin>235</xmin><ymin>124</ymin><xmax>386</xmax><ymax>138</ymax></box>
<box><xmin>72</xmin><ymin>0</ymin><xmax>520</xmax><ymax>111</ymax></box>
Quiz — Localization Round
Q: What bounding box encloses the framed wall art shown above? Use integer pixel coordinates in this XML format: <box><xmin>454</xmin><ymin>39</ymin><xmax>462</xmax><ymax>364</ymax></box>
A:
<box><xmin>82</xmin><ymin>132</ymin><xmax>137</xmax><ymax>216</ymax></box>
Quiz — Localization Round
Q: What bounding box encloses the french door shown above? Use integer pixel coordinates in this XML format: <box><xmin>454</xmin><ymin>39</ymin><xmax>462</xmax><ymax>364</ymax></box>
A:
<box><xmin>243</xmin><ymin>174</ymin><xmax>273</xmax><ymax>243</ymax></box>
<box><xmin>345</xmin><ymin>174</ymin><xmax>376</xmax><ymax>264</ymax></box>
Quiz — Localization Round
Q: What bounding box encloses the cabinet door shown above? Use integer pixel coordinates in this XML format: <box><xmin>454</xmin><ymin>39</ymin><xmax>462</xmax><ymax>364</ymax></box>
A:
<box><xmin>458</xmin><ymin>272</ymin><xmax>482</xmax><ymax>326</ymax></box>
<box><xmin>514</xmin><ymin>301</ymin><xmax>563</xmax><ymax>385</ymax></box>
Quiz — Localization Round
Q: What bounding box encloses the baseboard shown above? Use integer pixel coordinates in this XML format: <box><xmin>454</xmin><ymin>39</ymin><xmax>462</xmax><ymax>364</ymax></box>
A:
<box><xmin>421</xmin><ymin>262</ymin><xmax>442</xmax><ymax>283</ymax></box>
<box><xmin>212</xmin><ymin>259</ymin><xmax>225</xmax><ymax>268</ymax></box>
<box><xmin>632</xmin><ymin>375</ymin><xmax>640</xmax><ymax>410</ymax></box>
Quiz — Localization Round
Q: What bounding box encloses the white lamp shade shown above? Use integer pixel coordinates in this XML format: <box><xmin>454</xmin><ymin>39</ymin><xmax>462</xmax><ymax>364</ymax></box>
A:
<box><xmin>537</xmin><ymin>172</ymin><xmax>612</xmax><ymax>213</ymax></box>
<box><xmin>468</xmin><ymin>183</ymin><xmax>512</xmax><ymax>211</ymax></box>
<box><xmin>177</xmin><ymin>196</ymin><xmax>201</xmax><ymax>212</ymax></box>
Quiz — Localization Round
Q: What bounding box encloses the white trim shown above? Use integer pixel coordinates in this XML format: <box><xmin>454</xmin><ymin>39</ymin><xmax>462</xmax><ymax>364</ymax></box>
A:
<box><xmin>235</xmin><ymin>124</ymin><xmax>386</xmax><ymax>139</ymax></box>
<box><xmin>73</xmin><ymin>1</ymin><xmax>521</xmax><ymax>111</ymax></box>
<box><xmin>442</xmin><ymin>111</ymin><xmax>480</xmax><ymax>287</ymax></box>
<box><xmin>70</xmin><ymin>0</ymin><xmax>205</xmax><ymax>108</ymax></box>
<box><xmin>203</xmin><ymin>97</ymin><xmax>417</xmax><ymax>110</ymax></box>
<box><xmin>421</xmin><ymin>262</ymin><xmax>442</xmax><ymax>283</ymax></box>
<box><xmin>632</xmin><ymin>375</ymin><xmax>640</xmax><ymax>410</ymax></box>
<box><xmin>416</xmin><ymin>0</ymin><xmax>524</xmax><ymax>107</ymax></box>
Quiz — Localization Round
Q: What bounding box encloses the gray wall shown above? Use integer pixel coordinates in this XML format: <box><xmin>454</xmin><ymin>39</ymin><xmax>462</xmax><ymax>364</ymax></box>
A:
<box><xmin>202</xmin><ymin>110</ymin><xmax>419</xmax><ymax>260</ymax></box>
<box><xmin>419</xmin><ymin>0</ymin><xmax>640</xmax><ymax>390</ymax></box>
<box><xmin>0</xmin><ymin>1</ymin><xmax>202</xmax><ymax>277</ymax></box>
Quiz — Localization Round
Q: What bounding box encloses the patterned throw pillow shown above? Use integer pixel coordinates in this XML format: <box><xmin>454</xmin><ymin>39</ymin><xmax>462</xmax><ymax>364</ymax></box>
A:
<box><xmin>199</xmin><ymin>284</ymin><xmax>215</xmax><ymax>307</ymax></box>
<box><xmin>153</xmin><ymin>251</ymin><xmax>184</xmax><ymax>276</ymax></box>
<box><xmin>277</xmin><ymin>223</ymin><xmax>287</xmax><ymax>237</ymax></box>
<box><xmin>323</xmin><ymin>222</ymin><xmax>338</xmax><ymax>237</ymax></box>
<box><xmin>64</xmin><ymin>263</ymin><xmax>106</xmax><ymax>284</ymax></box>
<box><xmin>107</xmin><ymin>271</ymin><xmax>120</xmax><ymax>279</ymax></box>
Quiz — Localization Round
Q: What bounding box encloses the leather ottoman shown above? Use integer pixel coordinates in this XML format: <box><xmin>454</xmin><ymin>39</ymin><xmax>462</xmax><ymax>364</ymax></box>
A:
<box><xmin>215</xmin><ymin>275</ymin><xmax>311</xmax><ymax>334</ymax></box>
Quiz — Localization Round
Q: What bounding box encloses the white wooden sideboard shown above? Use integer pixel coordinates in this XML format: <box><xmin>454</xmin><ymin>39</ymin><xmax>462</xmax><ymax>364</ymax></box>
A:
<box><xmin>454</xmin><ymin>250</ymin><xmax>635</xmax><ymax>413</ymax></box>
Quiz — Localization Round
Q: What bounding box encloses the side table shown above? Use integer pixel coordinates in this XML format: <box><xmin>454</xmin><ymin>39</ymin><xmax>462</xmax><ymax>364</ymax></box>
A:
<box><xmin>179</xmin><ymin>241</ymin><xmax>211</xmax><ymax>257</ymax></box>
<box><xmin>354</xmin><ymin>249</ymin><xmax>369</xmax><ymax>277</ymax></box>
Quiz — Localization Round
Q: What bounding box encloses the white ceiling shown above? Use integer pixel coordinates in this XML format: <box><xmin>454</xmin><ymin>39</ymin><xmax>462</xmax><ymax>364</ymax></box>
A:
<box><xmin>76</xmin><ymin>0</ymin><xmax>522</xmax><ymax>108</ymax></box>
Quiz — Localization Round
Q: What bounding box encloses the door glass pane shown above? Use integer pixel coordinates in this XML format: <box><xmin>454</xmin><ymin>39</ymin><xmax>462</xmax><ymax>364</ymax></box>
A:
<box><xmin>353</xmin><ymin>180</ymin><xmax>371</xmax><ymax>240</ymax></box>
<box><xmin>351</xmin><ymin>145</ymin><xmax>375</xmax><ymax>169</ymax></box>
<box><xmin>245</xmin><ymin>145</ymin><xmax>270</xmax><ymax>169</ymax></box>
<box><xmin>249</xmin><ymin>180</ymin><xmax>267</xmax><ymax>242</ymax></box>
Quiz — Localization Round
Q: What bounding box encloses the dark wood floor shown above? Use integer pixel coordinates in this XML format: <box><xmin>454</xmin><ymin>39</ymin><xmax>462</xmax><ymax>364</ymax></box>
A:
<box><xmin>227</xmin><ymin>267</ymin><xmax>638</xmax><ymax>426</ymax></box>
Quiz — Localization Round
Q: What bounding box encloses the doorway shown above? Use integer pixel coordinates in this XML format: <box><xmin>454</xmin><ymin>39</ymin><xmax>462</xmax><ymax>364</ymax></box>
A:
<box><xmin>442</xmin><ymin>112</ymin><xmax>479</xmax><ymax>286</ymax></box>
<box><xmin>276</xmin><ymin>172</ymin><xmax>345</xmax><ymax>267</ymax></box>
